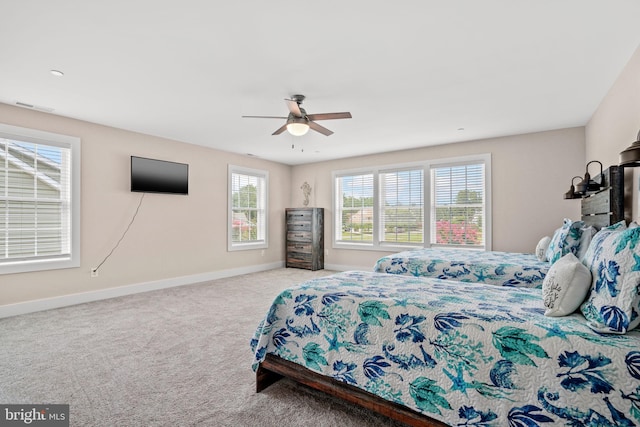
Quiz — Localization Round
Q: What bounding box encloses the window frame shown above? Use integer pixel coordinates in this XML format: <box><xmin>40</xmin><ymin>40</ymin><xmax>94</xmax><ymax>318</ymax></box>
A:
<box><xmin>334</xmin><ymin>170</ymin><xmax>376</xmax><ymax>247</ymax></box>
<box><xmin>332</xmin><ymin>154</ymin><xmax>491</xmax><ymax>252</ymax></box>
<box><xmin>428</xmin><ymin>154</ymin><xmax>492</xmax><ymax>250</ymax></box>
<box><xmin>379</xmin><ymin>166</ymin><xmax>425</xmax><ymax>247</ymax></box>
<box><xmin>0</xmin><ymin>123</ymin><xmax>81</xmax><ymax>274</ymax></box>
<box><xmin>227</xmin><ymin>165</ymin><xmax>269</xmax><ymax>251</ymax></box>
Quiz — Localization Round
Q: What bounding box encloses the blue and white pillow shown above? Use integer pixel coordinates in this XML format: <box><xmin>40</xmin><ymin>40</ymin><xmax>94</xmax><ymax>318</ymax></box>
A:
<box><xmin>581</xmin><ymin>220</ymin><xmax>627</xmax><ymax>268</ymax></box>
<box><xmin>545</xmin><ymin>219</ymin><xmax>585</xmax><ymax>265</ymax></box>
<box><xmin>576</xmin><ymin>225</ymin><xmax>596</xmax><ymax>261</ymax></box>
<box><xmin>580</xmin><ymin>225</ymin><xmax>640</xmax><ymax>334</ymax></box>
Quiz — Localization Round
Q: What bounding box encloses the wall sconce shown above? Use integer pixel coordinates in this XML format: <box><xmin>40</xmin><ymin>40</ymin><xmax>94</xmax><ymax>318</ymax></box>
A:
<box><xmin>619</xmin><ymin>129</ymin><xmax>640</xmax><ymax>167</ymax></box>
<box><xmin>575</xmin><ymin>160</ymin><xmax>603</xmax><ymax>195</ymax></box>
<box><xmin>564</xmin><ymin>176</ymin><xmax>583</xmax><ymax>199</ymax></box>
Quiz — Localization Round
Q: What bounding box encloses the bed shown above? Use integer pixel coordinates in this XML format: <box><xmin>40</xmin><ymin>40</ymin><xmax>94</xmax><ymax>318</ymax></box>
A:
<box><xmin>252</xmin><ymin>270</ymin><xmax>640</xmax><ymax>426</ymax></box>
<box><xmin>374</xmin><ymin>248</ymin><xmax>549</xmax><ymax>288</ymax></box>
<box><xmin>251</xmin><ymin>165</ymin><xmax>636</xmax><ymax>426</ymax></box>
<box><xmin>373</xmin><ymin>165</ymin><xmax>626</xmax><ymax>288</ymax></box>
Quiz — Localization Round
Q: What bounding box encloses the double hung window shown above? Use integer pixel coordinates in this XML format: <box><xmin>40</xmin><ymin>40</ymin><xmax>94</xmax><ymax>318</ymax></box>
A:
<box><xmin>228</xmin><ymin>165</ymin><xmax>268</xmax><ymax>250</ymax></box>
<box><xmin>333</xmin><ymin>154</ymin><xmax>490</xmax><ymax>251</ymax></box>
<box><xmin>430</xmin><ymin>160</ymin><xmax>487</xmax><ymax>249</ymax></box>
<box><xmin>0</xmin><ymin>124</ymin><xmax>81</xmax><ymax>274</ymax></box>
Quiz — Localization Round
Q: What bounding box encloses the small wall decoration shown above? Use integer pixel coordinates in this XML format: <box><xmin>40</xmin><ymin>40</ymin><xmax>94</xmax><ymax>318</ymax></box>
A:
<box><xmin>301</xmin><ymin>181</ymin><xmax>311</xmax><ymax>206</ymax></box>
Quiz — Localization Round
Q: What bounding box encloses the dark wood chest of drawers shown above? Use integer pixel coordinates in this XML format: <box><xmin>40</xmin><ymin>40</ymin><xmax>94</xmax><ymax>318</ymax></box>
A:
<box><xmin>286</xmin><ymin>208</ymin><xmax>324</xmax><ymax>271</ymax></box>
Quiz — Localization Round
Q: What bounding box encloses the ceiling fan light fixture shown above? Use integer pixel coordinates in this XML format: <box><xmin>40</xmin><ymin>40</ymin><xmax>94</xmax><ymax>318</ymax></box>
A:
<box><xmin>242</xmin><ymin>94</ymin><xmax>350</xmax><ymax>136</ymax></box>
<box><xmin>286</xmin><ymin>121</ymin><xmax>309</xmax><ymax>136</ymax></box>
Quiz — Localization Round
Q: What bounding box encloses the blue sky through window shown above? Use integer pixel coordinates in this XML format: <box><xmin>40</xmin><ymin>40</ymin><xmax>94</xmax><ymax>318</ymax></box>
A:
<box><xmin>11</xmin><ymin>140</ymin><xmax>62</xmax><ymax>165</ymax></box>
<box><xmin>341</xmin><ymin>165</ymin><xmax>483</xmax><ymax>206</ymax></box>
<box><xmin>434</xmin><ymin>164</ymin><xmax>483</xmax><ymax>205</ymax></box>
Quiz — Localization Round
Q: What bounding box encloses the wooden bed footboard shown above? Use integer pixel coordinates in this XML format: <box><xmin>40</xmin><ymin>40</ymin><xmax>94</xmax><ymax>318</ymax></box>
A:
<box><xmin>256</xmin><ymin>353</ymin><xmax>447</xmax><ymax>427</ymax></box>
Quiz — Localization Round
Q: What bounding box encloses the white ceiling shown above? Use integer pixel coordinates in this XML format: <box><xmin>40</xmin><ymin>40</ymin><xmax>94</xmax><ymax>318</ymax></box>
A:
<box><xmin>2</xmin><ymin>1</ymin><xmax>640</xmax><ymax>165</ymax></box>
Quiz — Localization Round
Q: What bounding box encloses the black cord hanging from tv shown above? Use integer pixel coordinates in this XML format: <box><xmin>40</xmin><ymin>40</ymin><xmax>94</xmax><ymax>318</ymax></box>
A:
<box><xmin>93</xmin><ymin>193</ymin><xmax>145</xmax><ymax>273</ymax></box>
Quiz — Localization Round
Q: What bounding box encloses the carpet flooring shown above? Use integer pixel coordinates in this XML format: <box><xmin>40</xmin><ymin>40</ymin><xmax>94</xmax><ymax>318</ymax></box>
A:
<box><xmin>0</xmin><ymin>268</ymin><xmax>408</xmax><ymax>426</ymax></box>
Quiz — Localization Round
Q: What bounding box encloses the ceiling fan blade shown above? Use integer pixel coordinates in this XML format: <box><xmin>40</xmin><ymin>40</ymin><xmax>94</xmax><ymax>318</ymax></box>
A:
<box><xmin>242</xmin><ymin>115</ymin><xmax>287</xmax><ymax>119</ymax></box>
<box><xmin>308</xmin><ymin>121</ymin><xmax>334</xmax><ymax>136</ymax></box>
<box><xmin>306</xmin><ymin>112</ymin><xmax>352</xmax><ymax>121</ymax></box>
<box><xmin>272</xmin><ymin>124</ymin><xmax>288</xmax><ymax>135</ymax></box>
<box><xmin>285</xmin><ymin>99</ymin><xmax>303</xmax><ymax>117</ymax></box>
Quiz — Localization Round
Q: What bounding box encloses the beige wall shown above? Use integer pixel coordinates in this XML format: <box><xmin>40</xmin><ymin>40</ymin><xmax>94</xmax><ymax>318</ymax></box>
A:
<box><xmin>291</xmin><ymin>128</ymin><xmax>584</xmax><ymax>269</ymax></box>
<box><xmin>586</xmin><ymin>44</ymin><xmax>640</xmax><ymax>221</ymax></box>
<box><xmin>0</xmin><ymin>103</ymin><xmax>291</xmax><ymax>306</ymax></box>
<box><xmin>0</xmin><ymin>104</ymin><xmax>589</xmax><ymax>307</ymax></box>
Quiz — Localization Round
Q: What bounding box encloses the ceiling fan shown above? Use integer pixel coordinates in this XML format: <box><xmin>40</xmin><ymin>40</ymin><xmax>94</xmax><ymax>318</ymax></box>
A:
<box><xmin>242</xmin><ymin>94</ymin><xmax>352</xmax><ymax>136</ymax></box>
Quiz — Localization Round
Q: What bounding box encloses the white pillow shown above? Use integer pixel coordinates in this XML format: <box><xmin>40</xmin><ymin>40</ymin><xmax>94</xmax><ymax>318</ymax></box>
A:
<box><xmin>535</xmin><ymin>236</ymin><xmax>551</xmax><ymax>262</ymax></box>
<box><xmin>542</xmin><ymin>253</ymin><xmax>592</xmax><ymax>317</ymax></box>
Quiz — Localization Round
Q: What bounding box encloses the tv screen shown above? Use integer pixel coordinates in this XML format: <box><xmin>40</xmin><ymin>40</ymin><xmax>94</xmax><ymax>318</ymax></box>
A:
<box><xmin>131</xmin><ymin>156</ymin><xmax>189</xmax><ymax>195</ymax></box>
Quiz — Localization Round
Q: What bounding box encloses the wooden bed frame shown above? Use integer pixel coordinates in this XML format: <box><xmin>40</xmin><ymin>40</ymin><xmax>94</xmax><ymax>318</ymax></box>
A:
<box><xmin>256</xmin><ymin>354</ymin><xmax>447</xmax><ymax>427</ymax></box>
<box><xmin>256</xmin><ymin>165</ymin><xmax>627</xmax><ymax>426</ymax></box>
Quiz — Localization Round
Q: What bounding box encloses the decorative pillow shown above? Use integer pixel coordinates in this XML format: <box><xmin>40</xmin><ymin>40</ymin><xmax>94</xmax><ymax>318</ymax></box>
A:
<box><xmin>576</xmin><ymin>225</ymin><xmax>596</xmax><ymax>261</ymax></box>
<box><xmin>581</xmin><ymin>220</ymin><xmax>627</xmax><ymax>269</ymax></box>
<box><xmin>545</xmin><ymin>219</ymin><xmax>585</xmax><ymax>265</ymax></box>
<box><xmin>543</xmin><ymin>253</ymin><xmax>592</xmax><ymax>316</ymax></box>
<box><xmin>580</xmin><ymin>226</ymin><xmax>640</xmax><ymax>334</ymax></box>
<box><xmin>535</xmin><ymin>236</ymin><xmax>551</xmax><ymax>261</ymax></box>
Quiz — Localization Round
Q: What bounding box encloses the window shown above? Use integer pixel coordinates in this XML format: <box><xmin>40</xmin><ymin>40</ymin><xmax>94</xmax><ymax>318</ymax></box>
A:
<box><xmin>228</xmin><ymin>165</ymin><xmax>268</xmax><ymax>251</ymax></box>
<box><xmin>380</xmin><ymin>168</ymin><xmax>424</xmax><ymax>245</ymax></box>
<box><xmin>0</xmin><ymin>124</ymin><xmax>81</xmax><ymax>274</ymax></box>
<box><xmin>430</xmin><ymin>160</ymin><xmax>488</xmax><ymax>249</ymax></box>
<box><xmin>333</xmin><ymin>154</ymin><xmax>491</xmax><ymax>251</ymax></box>
<box><xmin>336</xmin><ymin>173</ymin><xmax>373</xmax><ymax>243</ymax></box>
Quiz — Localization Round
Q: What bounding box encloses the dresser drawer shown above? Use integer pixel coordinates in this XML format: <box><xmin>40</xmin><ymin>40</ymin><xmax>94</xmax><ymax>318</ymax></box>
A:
<box><xmin>286</xmin><ymin>210</ymin><xmax>314</xmax><ymax>222</ymax></box>
<box><xmin>287</xmin><ymin>231</ymin><xmax>312</xmax><ymax>242</ymax></box>
<box><xmin>287</xmin><ymin>242</ymin><xmax>312</xmax><ymax>253</ymax></box>
<box><xmin>286</xmin><ymin>259</ymin><xmax>313</xmax><ymax>269</ymax></box>
<box><xmin>287</xmin><ymin>251</ymin><xmax>312</xmax><ymax>262</ymax></box>
<box><xmin>287</xmin><ymin>251</ymin><xmax>313</xmax><ymax>269</ymax></box>
<box><xmin>287</xmin><ymin>221</ymin><xmax>312</xmax><ymax>232</ymax></box>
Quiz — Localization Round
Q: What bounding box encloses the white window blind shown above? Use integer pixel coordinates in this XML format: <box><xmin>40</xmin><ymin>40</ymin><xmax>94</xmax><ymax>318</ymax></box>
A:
<box><xmin>228</xmin><ymin>166</ymin><xmax>268</xmax><ymax>250</ymax></box>
<box><xmin>380</xmin><ymin>168</ymin><xmax>424</xmax><ymax>244</ymax></box>
<box><xmin>333</xmin><ymin>155</ymin><xmax>490</xmax><ymax>251</ymax></box>
<box><xmin>336</xmin><ymin>173</ymin><xmax>374</xmax><ymax>243</ymax></box>
<box><xmin>430</xmin><ymin>162</ymin><xmax>485</xmax><ymax>248</ymax></box>
<box><xmin>0</xmin><ymin>124</ymin><xmax>80</xmax><ymax>274</ymax></box>
<box><xmin>1</xmin><ymin>140</ymin><xmax>71</xmax><ymax>260</ymax></box>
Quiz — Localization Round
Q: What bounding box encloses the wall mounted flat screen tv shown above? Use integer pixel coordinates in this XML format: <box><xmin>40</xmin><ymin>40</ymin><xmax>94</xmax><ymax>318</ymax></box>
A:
<box><xmin>131</xmin><ymin>156</ymin><xmax>189</xmax><ymax>195</ymax></box>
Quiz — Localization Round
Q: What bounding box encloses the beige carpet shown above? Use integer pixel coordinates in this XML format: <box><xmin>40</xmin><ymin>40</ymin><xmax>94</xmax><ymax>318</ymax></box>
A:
<box><xmin>0</xmin><ymin>268</ymin><xmax>408</xmax><ymax>426</ymax></box>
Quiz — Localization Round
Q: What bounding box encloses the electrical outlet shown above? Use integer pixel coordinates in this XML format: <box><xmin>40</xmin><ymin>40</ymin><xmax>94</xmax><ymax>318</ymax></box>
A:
<box><xmin>261</xmin><ymin>250</ymin><xmax>265</xmax><ymax>256</ymax></box>
<box><xmin>91</xmin><ymin>268</ymin><xmax>98</xmax><ymax>278</ymax></box>
<box><xmin>325</xmin><ymin>249</ymin><xmax>329</xmax><ymax>256</ymax></box>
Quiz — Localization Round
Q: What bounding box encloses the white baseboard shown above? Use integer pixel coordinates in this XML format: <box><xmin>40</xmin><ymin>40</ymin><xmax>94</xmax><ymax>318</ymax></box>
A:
<box><xmin>0</xmin><ymin>261</ymin><xmax>284</xmax><ymax>319</ymax></box>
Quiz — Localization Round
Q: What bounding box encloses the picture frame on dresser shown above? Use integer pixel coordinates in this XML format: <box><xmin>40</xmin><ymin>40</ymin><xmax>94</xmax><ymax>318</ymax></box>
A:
<box><xmin>285</xmin><ymin>207</ymin><xmax>324</xmax><ymax>271</ymax></box>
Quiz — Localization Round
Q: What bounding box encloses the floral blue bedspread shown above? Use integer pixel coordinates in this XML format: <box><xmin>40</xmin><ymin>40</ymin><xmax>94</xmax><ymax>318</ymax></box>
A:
<box><xmin>374</xmin><ymin>248</ymin><xmax>549</xmax><ymax>288</ymax></box>
<box><xmin>251</xmin><ymin>271</ymin><xmax>640</xmax><ymax>426</ymax></box>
